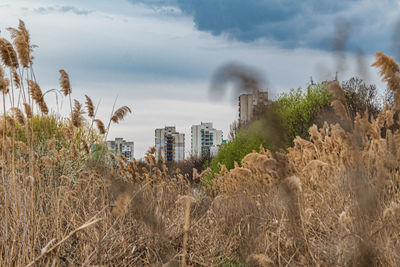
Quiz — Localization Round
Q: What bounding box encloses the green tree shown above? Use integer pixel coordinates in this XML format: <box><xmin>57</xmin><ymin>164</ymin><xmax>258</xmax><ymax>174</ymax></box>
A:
<box><xmin>275</xmin><ymin>83</ymin><xmax>332</xmax><ymax>145</ymax></box>
<box><xmin>208</xmin><ymin>119</ymin><xmax>274</xmax><ymax>172</ymax></box>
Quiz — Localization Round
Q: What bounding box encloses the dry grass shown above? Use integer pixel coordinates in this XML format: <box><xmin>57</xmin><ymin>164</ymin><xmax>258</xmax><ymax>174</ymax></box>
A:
<box><xmin>0</xmin><ymin>21</ymin><xmax>400</xmax><ymax>266</ymax></box>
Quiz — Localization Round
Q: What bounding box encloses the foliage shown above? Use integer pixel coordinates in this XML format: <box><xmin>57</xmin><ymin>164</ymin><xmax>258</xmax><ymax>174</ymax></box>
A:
<box><xmin>14</xmin><ymin>114</ymin><xmax>65</xmax><ymax>144</ymax></box>
<box><xmin>275</xmin><ymin>83</ymin><xmax>332</xmax><ymax>145</ymax></box>
<box><xmin>208</xmin><ymin>119</ymin><xmax>273</xmax><ymax>172</ymax></box>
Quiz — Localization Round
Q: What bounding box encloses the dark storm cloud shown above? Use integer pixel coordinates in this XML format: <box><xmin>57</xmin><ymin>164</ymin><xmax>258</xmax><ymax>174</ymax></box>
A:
<box><xmin>128</xmin><ymin>0</ymin><xmax>399</xmax><ymax>54</ymax></box>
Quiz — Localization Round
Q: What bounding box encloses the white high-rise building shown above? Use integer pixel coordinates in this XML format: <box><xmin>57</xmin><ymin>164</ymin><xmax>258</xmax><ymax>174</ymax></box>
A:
<box><xmin>106</xmin><ymin>137</ymin><xmax>134</xmax><ymax>161</ymax></box>
<box><xmin>191</xmin><ymin>122</ymin><xmax>223</xmax><ymax>158</ymax></box>
<box><xmin>155</xmin><ymin>126</ymin><xmax>185</xmax><ymax>162</ymax></box>
<box><xmin>238</xmin><ymin>90</ymin><xmax>269</xmax><ymax>125</ymax></box>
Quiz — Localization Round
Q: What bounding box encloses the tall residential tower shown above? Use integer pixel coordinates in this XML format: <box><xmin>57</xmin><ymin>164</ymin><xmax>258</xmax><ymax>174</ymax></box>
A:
<box><xmin>191</xmin><ymin>122</ymin><xmax>223</xmax><ymax>158</ymax></box>
<box><xmin>238</xmin><ymin>90</ymin><xmax>269</xmax><ymax>125</ymax></box>
<box><xmin>155</xmin><ymin>126</ymin><xmax>185</xmax><ymax>162</ymax></box>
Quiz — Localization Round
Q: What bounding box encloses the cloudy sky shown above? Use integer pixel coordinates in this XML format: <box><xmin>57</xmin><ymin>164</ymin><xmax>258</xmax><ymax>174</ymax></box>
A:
<box><xmin>0</xmin><ymin>0</ymin><xmax>399</xmax><ymax>158</ymax></box>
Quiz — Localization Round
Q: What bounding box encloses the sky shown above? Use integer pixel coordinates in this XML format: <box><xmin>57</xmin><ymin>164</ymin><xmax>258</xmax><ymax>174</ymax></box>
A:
<box><xmin>0</xmin><ymin>0</ymin><xmax>399</xmax><ymax>158</ymax></box>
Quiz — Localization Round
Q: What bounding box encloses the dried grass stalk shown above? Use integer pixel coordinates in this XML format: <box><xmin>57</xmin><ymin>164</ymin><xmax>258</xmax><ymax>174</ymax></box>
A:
<box><xmin>85</xmin><ymin>95</ymin><xmax>94</xmax><ymax>118</ymax></box>
<box><xmin>0</xmin><ymin>38</ymin><xmax>19</xmax><ymax>68</ymax></box>
<box><xmin>59</xmin><ymin>69</ymin><xmax>71</xmax><ymax>96</ymax></box>
<box><xmin>10</xmin><ymin>107</ymin><xmax>25</xmax><ymax>125</ymax></box>
<box><xmin>0</xmin><ymin>66</ymin><xmax>9</xmax><ymax>94</ymax></box>
<box><xmin>11</xmin><ymin>69</ymin><xmax>20</xmax><ymax>89</ymax></box>
<box><xmin>71</xmin><ymin>99</ymin><xmax>84</xmax><ymax>127</ymax></box>
<box><xmin>28</xmin><ymin>80</ymin><xmax>48</xmax><ymax>114</ymax></box>
<box><xmin>372</xmin><ymin>52</ymin><xmax>400</xmax><ymax>108</ymax></box>
<box><xmin>23</xmin><ymin>103</ymin><xmax>32</xmax><ymax>119</ymax></box>
<box><xmin>94</xmin><ymin>119</ymin><xmax>105</xmax><ymax>134</ymax></box>
<box><xmin>111</xmin><ymin>106</ymin><xmax>131</xmax><ymax>123</ymax></box>
<box><xmin>7</xmin><ymin>20</ymin><xmax>32</xmax><ymax>68</ymax></box>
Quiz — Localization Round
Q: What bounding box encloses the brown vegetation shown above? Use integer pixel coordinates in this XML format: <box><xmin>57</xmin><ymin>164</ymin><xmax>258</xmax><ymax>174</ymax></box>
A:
<box><xmin>0</xmin><ymin>21</ymin><xmax>400</xmax><ymax>266</ymax></box>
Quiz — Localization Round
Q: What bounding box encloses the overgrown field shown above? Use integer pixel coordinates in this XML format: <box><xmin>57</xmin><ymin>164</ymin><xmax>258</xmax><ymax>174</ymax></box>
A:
<box><xmin>1</xmin><ymin>21</ymin><xmax>400</xmax><ymax>266</ymax></box>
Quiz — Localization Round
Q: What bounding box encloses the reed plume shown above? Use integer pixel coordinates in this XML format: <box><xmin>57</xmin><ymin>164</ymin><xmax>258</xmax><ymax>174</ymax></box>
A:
<box><xmin>372</xmin><ymin>52</ymin><xmax>400</xmax><ymax>108</ymax></box>
<box><xmin>7</xmin><ymin>20</ymin><xmax>32</xmax><ymax>68</ymax></box>
<box><xmin>70</xmin><ymin>142</ymin><xmax>79</xmax><ymax>158</ymax></box>
<box><xmin>11</xmin><ymin>69</ymin><xmax>20</xmax><ymax>89</ymax></box>
<box><xmin>58</xmin><ymin>69</ymin><xmax>71</xmax><ymax>96</ymax></box>
<box><xmin>28</xmin><ymin>80</ymin><xmax>43</xmax><ymax>103</ymax></box>
<box><xmin>112</xmin><ymin>192</ymin><xmax>131</xmax><ymax>217</ymax></box>
<box><xmin>38</xmin><ymin>102</ymin><xmax>49</xmax><ymax>115</ymax></box>
<box><xmin>3</xmin><ymin>19</ymin><xmax>400</xmax><ymax>267</ymax></box>
<box><xmin>28</xmin><ymin>80</ymin><xmax>48</xmax><ymax>114</ymax></box>
<box><xmin>10</xmin><ymin>107</ymin><xmax>25</xmax><ymax>125</ymax></box>
<box><xmin>111</xmin><ymin>106</ymin><xmax>131</xmax><ymax>123</ymax></box>
<box><xmin>0</xmin><ymin>66</ymin><xmax>10</xmax><ymax>94</ymax></box>
<box><xmin>5</xmin><ymin>115</ymin><xmax>15</xmax><ymax>130</ymax></box>
<box><xmin>23</xmin><ymin>103</ymin><xmax>32</xmax><ymax>119</ymax></box>
<box><xmin>94</xmin><ymin>119</ymin><xmax>105</xmax><ymax>134</ymax></box>
<box><xmin>81</xmin><ymin>140</ymin><xmax>89</xmax><ymax>154</ymax></box>
<box><xmin>85</xmin><ymin>95</ymin><xmax>95</xmax><ymax>118</ymax></box>
<box><xmin>0</xmin><ymin>38</ymin><xmax>19</xmax><ymax>68</ymax></box>
<box><xmin>71</xmin><ymin>99</ymin><xmax>84</xmax><ymax>127</ymax></box>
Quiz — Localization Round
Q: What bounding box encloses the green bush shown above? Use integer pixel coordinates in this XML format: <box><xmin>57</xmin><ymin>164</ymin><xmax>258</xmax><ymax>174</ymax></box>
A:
<box><xmin>275</xmin><ymin>83</ymin><xmax>332</xmax><ymax>145</ymax></box>
<box><xmin>208</xmin><ymin>119</ymin><xmax>273</xmax><ymax>172</ymax></box>
<box><xmin>10</xmin><ymin>114</ymin><xmax>103</xmax><ymax>159</ymax></box>
<box><xmin>209</xmin><ymin>83</ymin><xmax>332</xmax><ymax>173</ymax></box>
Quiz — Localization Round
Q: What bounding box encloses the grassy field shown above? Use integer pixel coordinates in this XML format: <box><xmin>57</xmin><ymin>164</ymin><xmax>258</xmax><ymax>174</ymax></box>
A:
<box><xmin>1</xmin><ymin>20</ymin><xmax>400</xmax><ymax>266</ymax></box>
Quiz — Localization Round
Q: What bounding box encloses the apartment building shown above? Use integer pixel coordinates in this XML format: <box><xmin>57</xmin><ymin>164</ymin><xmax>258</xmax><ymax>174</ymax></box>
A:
<box><xmin>155</xmin><ymin>126</ymin><xmax>185</xmax><ymax>162</ymax></box>
<box><xmin>238</xmin><ymin>90</ymin><xmax>269</xmax><ymax>125</ymax></box>
<box><xmin>191</xmin><ymin>122</ymin><xmax>223</xmax><ymax>158</ymax></box>
<box><xmin>106</xmin><ymin>137</ymin><xmax>134</xmax><ymax>161</ymax></box>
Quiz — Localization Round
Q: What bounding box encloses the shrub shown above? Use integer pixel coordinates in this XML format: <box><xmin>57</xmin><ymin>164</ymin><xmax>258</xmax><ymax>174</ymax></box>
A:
<box><xmin>208</xmin><ymin>119</ymin><xmax>273</xmax><ymax>172</ymax></box>
<box><xmin>275</xmin><ymin>83</ymin><xmax>332</xmax><ymax>145</ymax></box>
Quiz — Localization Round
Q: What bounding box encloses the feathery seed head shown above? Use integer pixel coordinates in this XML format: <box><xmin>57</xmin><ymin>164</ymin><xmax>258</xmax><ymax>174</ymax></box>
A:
<box><xmin>23</xmin><ymin>103</ymin><xmax>32</xmax><ymax>119</ymax></box>
<box><xmin>85</xmin><ymin>95</ymin><xmax>95</xmax><ymax>118</ymax></box>
<box><xmin>372</xmin><ymin>52</ymin><xmax>400</xmax><ymax>108</ymax></box>
<box><xmin>7</xmin><ymin>20</ymin><xmax>32</xmax><ymax>68</ymax></box>
<box><xmin>112</xmin><ymin>192</ymin><xmax>132</xmax><ymax>216</ymax></box>
<box><xmin>59</xmin><ymin>69</ymin><xmax>71</xmax><ymax>96</ymax></box>
<box><xmin>0</xmin><ymin>66</ymin><xmax>9</xmax><ymax>94</ymax></box>
<box><xmin>11</xmin><ymin>69</ymin><xmax>20</xmax><ymax>89</ymax></box>
<box><xmin>111</xmin><ymin>106</ymin><xmax>131</xmax><ymax>124</ymax></box>
<box><xmin>71</xmin><ymin>99</ymin><xmax>85</xmax><ymax>127</ymax></box>
<box><xmin>0</xmin><ymin>38</ymin><xmax>19</xmax><ymax>68</ymax></box>
<box><xmin>28</xmin><ymin>80</ymin><xmax>48</xmax><ymax>114</ymax></box>
<box><xmin>10</xmin><ymin>107</ymin><xmax>25</xmax><ymax>125</ymax></box>
<box><xmin>94</xmin><ymin>119</ymin><xmax>105</xmax><ymax>134</ymax></box>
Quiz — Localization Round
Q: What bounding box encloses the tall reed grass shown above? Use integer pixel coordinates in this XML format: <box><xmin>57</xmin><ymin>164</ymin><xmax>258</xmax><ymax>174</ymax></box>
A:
<box><xmin>0</xmin><ymin>21</ymin><xmax>400</xmax><ymax>266</ymax></box>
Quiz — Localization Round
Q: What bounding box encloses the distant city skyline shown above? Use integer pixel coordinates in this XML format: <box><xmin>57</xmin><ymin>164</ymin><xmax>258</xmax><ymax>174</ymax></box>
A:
<box><xmin>0</xmin><ymin>0</ymin><xmax>394</xmax><ymax>158</ymax></box>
